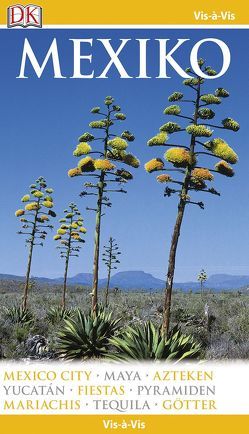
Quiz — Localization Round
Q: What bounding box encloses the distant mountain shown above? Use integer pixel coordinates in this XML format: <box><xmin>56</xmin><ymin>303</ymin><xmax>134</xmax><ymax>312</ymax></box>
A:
<box><xmin>207</xmin><ymin>274</ymin><xmax>249</xmax><ymax>289</ymax></box>
<box><xmin>0</xmin><ymin>273</ymin><xmax>25</xmax><ymax>281</ymax></box>
<box><xmin>0</xmin><ymin>271</ymin><xmax>248</xmax><ymax>291</ymax></box>
<box><xmin>104</xmin><ymin>271</ymin><xmax>165</xmax><ymax>290</ymax></box>
<box><xmin>58</xmin><ymin>273</ymin><xmax>93</xmax><ymax>286</ymax></box>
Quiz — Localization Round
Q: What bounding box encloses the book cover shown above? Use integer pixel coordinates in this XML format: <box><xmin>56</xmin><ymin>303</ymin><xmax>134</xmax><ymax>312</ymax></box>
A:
<box><xmin>0</xmin><ymin>1</ymin><xmax>248</xmax><ymax>432</ymax></box>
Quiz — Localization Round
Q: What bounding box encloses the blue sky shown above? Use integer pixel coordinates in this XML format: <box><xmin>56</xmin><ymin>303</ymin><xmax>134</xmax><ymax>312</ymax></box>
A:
<box><xmin>0</xmin><ymin>28</ymin><xmax>248</xmax><ymax>281</ymax></box>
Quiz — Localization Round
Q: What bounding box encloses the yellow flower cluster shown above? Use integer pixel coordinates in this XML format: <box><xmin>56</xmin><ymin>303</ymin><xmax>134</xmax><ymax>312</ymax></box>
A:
<box><xmin>164</xmin><ymin>105</ymin><xmax>181</xmax><ymax>115</ymax></box>
<box><xmin>205</xmin><ymin>67</ymin><xmax>217</xmax><ymax>76</ymax></box>
<box><xmin>21</xmin><ymin>195</ymin><xmax>30</xmax><ymax>202</ymax></box>
<box><xmin>191</xmin><ymin>168</ymin><xmax>214</xmax><ymax>181</ymax></box>
<box><xmin>205</xmin><ymin>138</ymin><xmax>238</xmax><ymax>164</ymax></box>
<box><xmin>123</xmin><ymin>153</ymin><xmax>140</xmax><ymax>168</ymax></box>
<box><xmin>79</xmin><ymin>227</ymin><xmax>87</xmax><ymax>234</ymax></box>
<box><xmin>160</xmin><ymin>122</ymin><xmax>181</xmax><ymax>133</ymax></box>
<box><xmin>68</xmin><ymin>167</ymin><xmax>82</xmax><ymax>177</ymax></box>
<box><xmin>215</xmin><ymin>160</ymin><xmax>234</xmax><ymax>177</ymax></box>
<box><xmin>77</xmin><ymin>157</ymin><xmax>95</xmax><ymax>172</ymax></box>
<box><xmin>165</xmin><ymin>148</ymin><xmax>192</xmax><ymax>167</ymax></box>
<box><xmin>116</xmin><ymin>169</ymin><xmax>133</xmax><ymax>180</ymax></box>
<box><xmin>15</xmin><ymin>209</ymin><xmax>25</xmax><ymax>217</ymax></box>
<box><xmin>94</xmin><ymin>159</ymin><xmax>116</xmax><ymax>171</ymax></box>
<box><xmin>73</xmin><ymin>143</ymin><xmax>92</xmax><ymax>156</ymax></box>
<box><xmin>25</xmin><ymin>202</ymin><xmax>39</xmax><ymax>211</ymax></box>
<box><xmin>72</xmin><ymin>233</ymin><xmax>80</xmax><ymax>240</ymax></box>
<box><xmin>156</xmin><ymin>174</ymin><xmax>172</xmax><ymax>183</ymax></box>
<box><xmin>53</xmin><ymin>234</ymin><xmax>61</xmax><ymax>240</ymax></box>
<box><xmin>200</xmin><ymin>94</ymin><xmax>221</xmax><ymax>105</ymax></box>
<box><xmin>186</xmin><ymin>125</ymin><xmax>213</xmax><ymax>138</ymax></box>
<box><xmin>79</xmin><ymin>132</ymin><xmax>94</xmax><ymax>142</ymax></box>
<box><xmin>115</xmin><ymin>113</ymin><xmax>126</xmax><ymax>120</ymax></box>
<box><xmin>108</xmin><ymin>137</ymin><xmax>128</xmax><ymax>151</ymax></box>
<box><xmin>222</xmin><ymin>117</ymin><xmax>240</xmax><ymax>132</ymax></box>
<box><xmin>147</xmin><ymin>132</ymin><xmax>168</xmax><ymax>146</ymax></box>
<box><xmin>71</xmin><ymin>223</ymin><xmax>78</xmax><ymax>229</ymax></box>
<box><xmin>190</xmin><ymin>178</ymin><xmax>206</xmax><ymax>190</ymax></box>
<box><xmin>144</xmin><ymin>158</ymin><xmax>164</xmax><ymax>173</ymax></box>
<box><xmin>60</xmin><ymin>224</ymin><xmax>69</xmax><ymax>229</ymax></box>
<box><xmin>32</xmin><ymin>190</ymin><xmax>44</xmax><ymax>198</ymax></box>
<box><xmin>40</xmin><ymin>215</ymin><xmax>49</xmax><ymax>221</ymax></box>
<box><xmin>57</xmin><ymin>228</ymin><xmax>66</xmax><ymax>235</ymax></box>
<box><xmin>168</xmin><ymin>92</ymin><xmax>183</xmax><ymax>102</ymax></box>
<box><xmin>198</xmin><ymin>108</ymin><xmax>215</xmax><ymax>120</ymax></box>
<box><xmin>42</xmin><ymin>201</ymin><xmax>53</xmax><ymax>208</ymax></box>
<box><xmin>89</xmin><ymin>120</ymin><xmax>106</xmax><ymax>129</ymax></box>
<box><xmin>183</xmin><ymin>78</ymin><xmax>199</xmax><ymax>86</ymax></box>
<box><xmin>215</xmin><ymin>88</ymin><xmax>229</xmax><ymax>98</ymax></box>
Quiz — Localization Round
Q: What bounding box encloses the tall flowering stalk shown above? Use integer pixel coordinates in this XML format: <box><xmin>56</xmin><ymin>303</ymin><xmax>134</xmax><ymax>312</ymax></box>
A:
<box><xmin>145</xmin><ymin>59</ymin><xmax>239</xmax><ymax>336</ymax></box>
<box><xmin>68</xmin><ymin>96</ymin><xmax>139</xmax><ymax>314</ymax></box>
<box><xmin>54</xmin><ymin>203</ymin><xmax>86</xmax><ymax>309</ymax></box>
<box><xmin>15</xmin><ymin>177</ymin><xmax>55</xmax><ymax>310</ymax></box>
<box><xmin>198</xmin><ymin>269</ymin><xmax>207</xmax><ymax>295</ymax></box>
<box><xmin>102</xmin><ymin>237</ymin><xmax>121</xmax><ymax>307</ymax></box>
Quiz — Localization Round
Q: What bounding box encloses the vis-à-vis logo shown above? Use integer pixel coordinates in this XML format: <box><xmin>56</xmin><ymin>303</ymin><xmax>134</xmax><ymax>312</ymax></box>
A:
<box><xmin>7</xmin><ymin>4</ymin><xmax>42</xmax><ymax>28</ymax></box>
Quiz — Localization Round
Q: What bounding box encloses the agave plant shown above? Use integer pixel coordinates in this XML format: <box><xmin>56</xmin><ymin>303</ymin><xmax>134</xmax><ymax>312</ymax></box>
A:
<box><xmin>108</xmin><ymin>322</ymin><xmax>201</xmax><ymax>361</ymax></box>
<box><xmin>3</xmin><ymin>306</ymin><xmax>34</xmax><ymax>325</ymax></box>
<box><xmin>46</xmin><ymin>306</ymin><xmax>75</xmax><ymax>324</ymax></box>
<box><xmin>56</xmin><ymin>308</ymin><xmax>121</xmax><ymax>360</ymax></box>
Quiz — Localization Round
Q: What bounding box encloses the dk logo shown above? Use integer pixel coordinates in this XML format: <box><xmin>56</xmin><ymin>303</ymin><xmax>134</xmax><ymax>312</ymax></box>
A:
<box><xmin>7</xmin><ymin>4</ymin><xmax>42</xmax><ymax>28</ymax></box>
